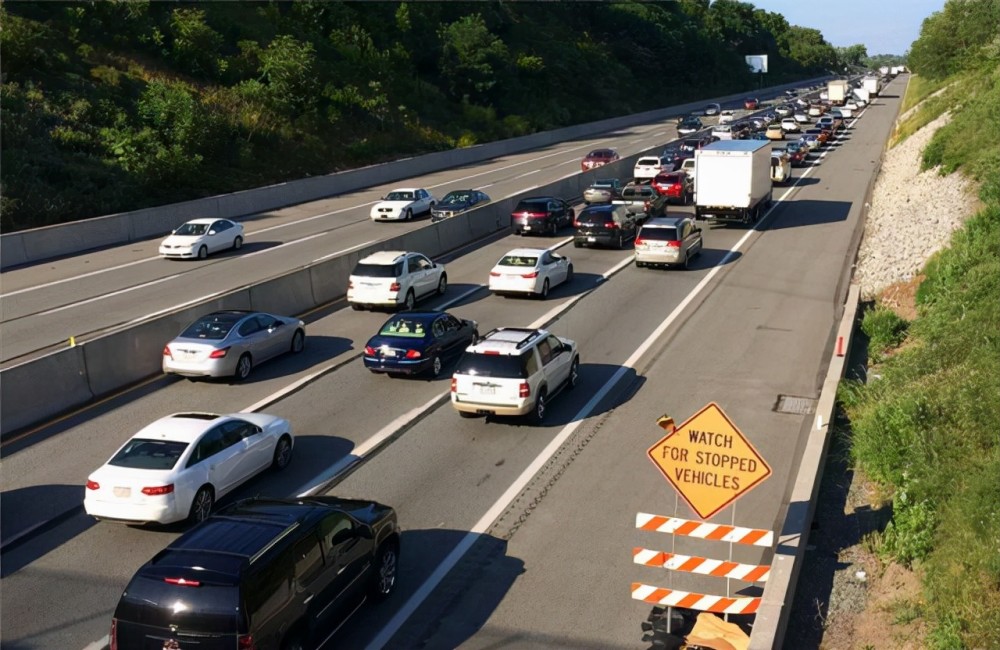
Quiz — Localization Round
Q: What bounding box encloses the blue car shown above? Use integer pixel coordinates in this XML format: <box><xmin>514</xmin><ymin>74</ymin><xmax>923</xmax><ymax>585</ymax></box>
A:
<box><xmin>363</xmin><ymin>312</ymin><xmax>478</xmax><ymax>377</ymax></box>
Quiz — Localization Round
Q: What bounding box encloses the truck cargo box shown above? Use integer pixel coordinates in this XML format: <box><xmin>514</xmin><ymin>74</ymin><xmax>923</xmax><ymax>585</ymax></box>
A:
<box><xmin>694</xmin><ymin>140</ymin><xmax>773</xmax><ymax>224</ymax></box>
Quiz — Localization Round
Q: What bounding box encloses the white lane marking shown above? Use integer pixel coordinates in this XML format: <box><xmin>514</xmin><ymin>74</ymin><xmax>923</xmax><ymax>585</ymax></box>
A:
<box><xmin>426</xmin><ymin>141</ymin><xmax>601</xmax><ymax>190</ymax></box>
<box><xmin>123</xmin><ymin>291</ymin><xmax>228</xmax><ymax>327</ymax></box>
<box><xmin>31</xmin><ymin>274</ymin><xmax>182</xmax><ymax>317</ymax></box>
<box><xmin>1</xmin><ymin>256</ymin><xmax>159</xmax><ymax>298</ymax></box>
<box><xmin>514</xmin><ymin>169</ymin><xmax>540</xmax><ymax>180</ymax></box>
<box><xmin>476</xmin><ymin>184</ymin><xmax>494</xmax><ymax>190</ymax></box>
<box><xmin>81</xmin><ymin>637</ymin><xmax>107</xmax><ymax>650</ymax></box>
<box><xmin>503</xmin><ymin>187</ymin><xmax>536</xmax><ymax>200</ymax></box>
<box><xmin>312</xmin><ymin>239</ymin><xmax>379</xmax><ymax>264</ymax></box>
<box><xmin>252</xmin><ymin>201</ymin><xmax>380</xmax><ymax>235</ymax></box>
<box><xmin>240</xmin><ymin>231</ymin><xmax>328</xmax><ymax>258</ymax></box>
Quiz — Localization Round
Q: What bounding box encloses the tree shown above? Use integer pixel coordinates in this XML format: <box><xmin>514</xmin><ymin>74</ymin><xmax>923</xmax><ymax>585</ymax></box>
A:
<box><xmin>438</xmin><ymin>14</ymin><xmax>509</xmax><ymax>105</ymax></box>
<box><xmin>257</xmin><ymin>34</ymin><xmax>317</xmax><ymax>115</ymax></box>
<box><xmin>908</xmin><ymin>0</ymin><xmax>1000</xmax><ymax>79</ymax></box>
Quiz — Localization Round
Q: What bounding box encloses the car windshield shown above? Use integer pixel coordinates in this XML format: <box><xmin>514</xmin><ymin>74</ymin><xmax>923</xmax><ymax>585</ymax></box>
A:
<box><xmin>442</xmin><ymin>192</ymin><xmax>470</xmax><ymax>204</ymax></box>
<box><xmin>385</xmin><ymin>191</ymin><xmax>414</xmax><ymax>201</ymax></box>
<box><xmin>498</xmin><ymin>255</ymin><xmax>539</xmax><ymax>267</ymax></box>
<box><xmin>379</xmin><ymin>317</ymin><xmax>431</xmax><ymax>338</ymax></box>
<box><xmin>455</xmin><ymin>352</ymin><xmax>527</xmax><ymax>379</ymax></box>
<box><xmin>180</xmin><ymin>313</ymin><xmax>242</xmax><ymax>340</ymax></box>
<box><xmin>352</xmin><ymin>262</ymin><xmax>402</xmax><ymax>278</ymax></box>
<box><xmin>109</xmin><ymin>439</ymin><xmax>188</xmax><ymax>470</ymax></box>
<box><xmin>174</xmin><ymin>223</ymin><xmax>209</xmax><ymax>236</ymax></box>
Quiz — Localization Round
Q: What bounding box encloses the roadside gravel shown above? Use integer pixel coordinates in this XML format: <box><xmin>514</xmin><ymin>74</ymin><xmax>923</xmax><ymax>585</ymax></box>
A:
<box><xmin>853</xmin><ymin>110</ymin><xmax>976</xmax><ymax>299</ymax></box>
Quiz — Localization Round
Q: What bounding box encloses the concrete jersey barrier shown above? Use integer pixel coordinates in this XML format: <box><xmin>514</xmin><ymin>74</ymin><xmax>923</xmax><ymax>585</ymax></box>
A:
<box><xmin>0</xmin><ymin>77</ymin><xmax>832</xmax><ymax>269</ymax></box>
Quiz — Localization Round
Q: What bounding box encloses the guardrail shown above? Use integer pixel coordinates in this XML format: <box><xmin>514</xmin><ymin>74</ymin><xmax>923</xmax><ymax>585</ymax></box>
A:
<box><xmin>0</xmin><ymin>77</ymin><xmax>831</xmax><ymax>269</ymax></box>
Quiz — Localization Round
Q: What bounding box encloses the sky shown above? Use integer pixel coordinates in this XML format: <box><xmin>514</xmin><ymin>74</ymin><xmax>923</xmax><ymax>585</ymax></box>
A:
<box><xmin>749</xmin><ymin>0</ymin><xmax>947</xmax><ymax>55</ymax></box>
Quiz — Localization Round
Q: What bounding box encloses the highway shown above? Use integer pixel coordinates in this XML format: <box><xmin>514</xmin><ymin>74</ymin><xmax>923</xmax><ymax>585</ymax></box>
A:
<box><xmin>0</xmin><ymin>76</ymin><xmax>905</xmax><ymax>649</ymax></box>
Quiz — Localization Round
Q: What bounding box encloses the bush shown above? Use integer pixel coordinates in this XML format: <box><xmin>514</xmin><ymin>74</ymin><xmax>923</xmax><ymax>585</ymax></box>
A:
<box><xmin>860</xmin><ymin>304</ymin><xmax>908</xmax><ymax>363</ymax></box>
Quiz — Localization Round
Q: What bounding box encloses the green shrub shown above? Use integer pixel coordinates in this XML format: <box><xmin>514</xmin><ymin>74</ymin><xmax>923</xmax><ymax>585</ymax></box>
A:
<box><xmin>861</xmin><ymin>304</ymin><xmax>908</xmax><ymax>362</ymax></box>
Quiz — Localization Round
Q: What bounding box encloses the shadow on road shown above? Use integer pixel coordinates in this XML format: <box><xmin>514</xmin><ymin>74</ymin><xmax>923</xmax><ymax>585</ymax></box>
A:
<box><xmin>765</xmin><ymin>199</ymin><xmax>851</xmax><ymax>230</ymax></box>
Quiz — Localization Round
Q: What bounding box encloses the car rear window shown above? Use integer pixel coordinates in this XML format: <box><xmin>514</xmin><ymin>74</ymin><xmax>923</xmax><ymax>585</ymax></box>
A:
<box><xmin>636</xmin><ymin>158</ymin><xmax>659</xmax><ymax>166</ymax></box>
<box><xmin>455</xmin><ymin>352</ymin><xmax>528</xmax><ymax>379</ymax></box>
<box><xmin>379</xmin><ymin>316</ymin><xmax>431</xmax><ymax>338</ymax></box>
<box><xmin>654</xmin><ymin>174</ymin><xmax>681</xmax><ymax>184</ymax></box>
<box><xmin>352</xmin><ymin>262</ymin><xmax>402</xmax><ymax>278</ymax></box>
<box><xmin>639</xmin><ymin>226</ymin><xmax>680</xmax><ymax>241</ymax></box>
<box><xmin>181</xmin><ymin>314</ymin><xmax>241</xmax><ymax>340</ymax></box>
<box><xmin>498</xmin><ymin>254</ymin><xmax>539</xmax><ymax>267</ymax></box>
<box><xmin>577</xmin><ymin>208</ymin><xmax>613</xmax><ymax>225</ymax></box>
<box><xmin>514</xmin><ymin>200</ymin><xmax>548</xmax><ymax>212</ymax></box>
<box><xmin>109</xmin><ymin>439</ymin><xmax>188</xmax><ymax>470</ymax></box>
<box><xmin>116</xmin><ymin>574</ymin><xmax>241</xmax><ymax>635</ymax></box>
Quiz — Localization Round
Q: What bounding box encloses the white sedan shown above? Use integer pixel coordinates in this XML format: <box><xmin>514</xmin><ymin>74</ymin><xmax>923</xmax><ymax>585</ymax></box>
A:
<box><xmin>159</xmin><ymin>218</ymin><xmax>244</xmax><ymax>259</ymax></box>
<box><xmin>370</xmin><ymin>188</ymin><xmax>437</xmax><ymax>221</ymax></box>
<box><xmin>84</xmin><ymin>412</ymin><xmax>293</xmax><ymax>525</ymax></box>
<box><xmin>780</xmin><ymin>118</ymin><xmax>801</xmax><ymax>133</ymax></box>
<box><xmin>793</xmin><ymin>110</ymin><xmax>811</xmax><ymax>124</ymax></box>
<box><xmin>488</xmin><ymin>248</ymin><xmax>573</xmax><ymax>300</ymax></box>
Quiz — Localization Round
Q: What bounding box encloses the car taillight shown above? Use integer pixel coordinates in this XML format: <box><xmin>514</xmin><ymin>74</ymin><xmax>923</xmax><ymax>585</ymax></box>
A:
<box><xmin>573</xmin><ymin>219</ymin><xmax>580</xmax><ymax>227</ymax></box>
<box><xmin>606</xmin><ymin>221</ymin><xmax>620</xmax><ymax>229</ymax></box>
<box><xmin>490</xmin><ymin>271</ymin><xmax>501</xmax><ymax>277</ymax></box>
<box><xmin>209</xmin><ymin>347</ymin><xmax>229</xmax><ymax>358</ymax></box>
<box><xmin>519</xmin><ymin>382</ymin><xmax>530</xmax><ymax>398</ymax></box>
<box><xmin>142</xmin><ymin>484</ymin><xmax>175</xmax><ymax>496</ymax></box>
<box><xmin>164</xmin><ymin>577</ymin><xmax>200</xmax><ymax>586</ymax></box>
<box><xmin>666</xmin><ymin>240</ymin><xmax>681</xmax><ymax>248</ymax></box>
<box><xmin>162</xmin><ymin>346</ymin><xmax>172</xmax><ymax>358</ymax></box>
<box><xmin>364</xmin><ymin>345</ymin><xmax>376</xmax><ymax>356</ymax></box>
<box><xmin>451</xmin><ymin>378</ymin><xmax>457</xmax><ymax>393</ymax></box>
<box><xmin>86</xmin><ymin>480</ymin><xmax>100</xmax><ymax>490</ymax></box>
<box><xmin>405</xmin><ymin>349</ymin><xmax>421</xmax><ymax>359</ymax></box>
<box><xmin>238</xmin><ymin>634</ymin><xmax>256</xmax><ymax>650</ymax></box>
<box><xmin>109</xmin><ymin>619</ymin><xmax>118</xmax><ymax>650</ymax></box>
<box><xmin>522</xmin><ymin>271</ymin><xmax>538</xmax><ymax>278</ymax></box>
<box><xmin>634</xmin><ymin>237</ymin><xmax>644</xmax><ymax>246</ymax></box>
<box><xmin>389</xmin><ymin>282</ymin><xmax>401</xmax><ymax>292</ymax></box>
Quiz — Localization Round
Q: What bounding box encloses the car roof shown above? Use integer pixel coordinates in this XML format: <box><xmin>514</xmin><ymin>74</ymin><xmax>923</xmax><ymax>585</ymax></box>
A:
<box><xmin>182</xmin><ymin>218</ymin><xmax>218</xmax><ymax>225</ymax></box>
<box><xmin>358</xmin><ymin>250</ymin><xmax>410</xmax><ymax>265</ymax></box>
<box><xmin>636</xmin><ymin>156</ymin><xmax>660</xmax><ymax>162</ymax></box>
<box><xmin>642</xmin><ymin>216</ymin><xmax>688</xmax><ymax>228</ymax></box>
<box><xmin>133</xmin><ymin>413</ymin><xmax>229</xmax><ymax>443</ymax></box>
<box><xmin>517</xmin><ymin>196</ymin><xmax>557</xmax><ymax>203</ymax></box>
<box><xmin>501</xmin><ymin>248</ymin><xmax>548</xmax><ymax>257</ymax></box>
<box><xmin>384</xmin><ymin>311</ymin><xmax>447</xmax><ymax>323</ymax></box>
<box><xmin>387</xmin><ymin>187</ymin><xmax>420</xmax><ymax>192</ymax></box>
<box><xmin>587</xmin><ymin>149</ymin><xmax>616</xmax><ymax>156</ymax></box>
<box><xmin>466</xmin><ymin>328</ymin><xmax>549</xmax><ymax>355</ymax></box>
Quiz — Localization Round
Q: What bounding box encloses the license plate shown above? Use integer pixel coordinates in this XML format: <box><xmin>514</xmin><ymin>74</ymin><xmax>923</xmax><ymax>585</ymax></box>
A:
<box><xmin>524</xmin><ymin>226</ymin><xmax>532</xmax><ymax>231</ymax></box>
<box><xmin>382</xmin><ymin>349</ymin><xmax>396</xmax><ymax>358</ymax></box>
<box><xmin>476</xmin><ymin>385</ymin><xmax>496</xmax><ymax>395</ymax></box>
<box><xmin>587</xmin><ymin>237</ymin><xmax>596</xmax><ymax>242</ymax></box>
<box><xmin>114</xmin><ymin>487</ymin><xmax>131</xmax><ymax>498</ymax></box>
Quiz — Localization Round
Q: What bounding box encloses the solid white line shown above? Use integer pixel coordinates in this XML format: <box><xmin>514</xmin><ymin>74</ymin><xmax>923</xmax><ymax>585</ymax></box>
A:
<box><xmin>81</xmin><ymin>636</ymin><xmax>108</xmax><ymax>650</ymax></box>
<box><xmin>503</xmin><ymin>187</ymin><xmax>537</xmax><ymax>200</ymax></box>
<box><xmin>252</xmin><ymin>201</ymin><xmax>380</xmax><ymax>235</ymax></box>
<box><xmin>1</xmin><ymin>257</ymin><xmax>158</xmax><ymax>297</ymax></box>
<box><xmin>31</xmin><ymin>273</ymin><xmax>182</xmax><ymax>317</ymax></box>
<box><xmin>124</xmin><ymin>291</ymin><xmax>229</xmax><ymax>326</ymax></box>
<box><xmin>514</xmin><ymin>169</ymin><xmax>540</xmax><ymax>180</ymax></box>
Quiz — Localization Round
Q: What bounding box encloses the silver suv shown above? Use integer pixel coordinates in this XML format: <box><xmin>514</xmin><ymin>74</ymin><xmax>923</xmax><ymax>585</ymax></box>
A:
<box><xmin>450</xmin><ymin>328</ymin><xmax>579</xmax><ymax>423</ymax></box>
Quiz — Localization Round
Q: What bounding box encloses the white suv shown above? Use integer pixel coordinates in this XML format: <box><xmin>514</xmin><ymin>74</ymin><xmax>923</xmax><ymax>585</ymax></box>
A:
<box><xmin>450</xmin><ymin>328</ymin><xmax>579</xmax><ymax>423</ymax></box>
<box><xmin>347</xmin><ymin>251</ymin><xmax>447</xmax><ymax>311</ymax></box>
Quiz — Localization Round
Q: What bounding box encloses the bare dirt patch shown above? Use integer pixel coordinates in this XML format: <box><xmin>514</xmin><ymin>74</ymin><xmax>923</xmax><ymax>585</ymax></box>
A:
<box><xmin>877</xmin><ymin>275</ymin><xmax>923</xmax><ymax>321</ymax></box>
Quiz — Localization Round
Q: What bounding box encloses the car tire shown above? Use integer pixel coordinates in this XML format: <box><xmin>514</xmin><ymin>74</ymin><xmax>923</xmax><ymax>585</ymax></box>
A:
<box><xmin>351</xmin><ymin>304</ymin><xmax>364</xmax><ymax>311</ymax></box>
<box><xmin>437</xmin><ymin>274</ymin><xmax>447</xmax><ymax>296</ymax></box>
<box><xmin>617</xmin><ymin>233</ymin><xmax>625</xmax><ymax>249</ymax></box>
<box><xmin>549</xmin><ymin>221</ymin><xmax>558</xmax><ymax>237</ymax></box>
<box><xmin>530</xmin><ymin>389</ymin><xmax>547</xmax><ymax>424</ymax></box>
<box><xmin>573</xmin><ymin>240</ymin><xmax>582</xmax><ymax>248</ymax></box>
<box><xmin>234</xmin><ymin>353</ymin><xmax>252</xmax><ymax>381</ymax></box>
<box><xmin>272</xmin><ymin>435</ymin><xmax>293</xmax><ymax>470</ymax></box>
<box><xmin>683</xmin><ymin>253</ymin><xmax>691</xmax><ymax>270</ymax></box>
<box><xmin>429</xmin><ymin>355</ymin><xmax>442</xmax><ymax>378</ymax></box>
<box><xmin>188</xmin><ymin>486</ymin><xmax>214</xmax><ymax>524</ymax></box>
<box><xmin>197</xmin><ymin>245</ymin><xmax>208</xmax><ymax>260</ymax></box>
<box><xmin>232</xmin><ymin>236</ymin><xmax>243</xmax><ymax>251</ymax></box>
<box><xmin>568</xmin><ymin>357</ymin><xmax>580</xmax><ymax>390</ymax></box>
<box><xmin>290</xmin><ymin>329</ymin><xmax>305</xmax><ymax>353</ymax></box>
<box><xmin>538</xmin><ymin>279</ymin><xmax>549</xmax><ymax>300</ymax></box>
<box><xmin>403</xmin><ymin>290</ymin><xmax>416</xmax><ymax>311</ymax></box>
<box><xmin>566</xmin><ymin>265</ymin><xmax>574</xmax><ymax>283</ymax></box>
<box><xmin>371</xmin><ymin>542</ymin><xmax>399</xmax><ymax>601</ymax></box>
<box><xmin>404</xmin><ymin>208</ymin><xmax>412</xmax><ymax>221</ymax></box>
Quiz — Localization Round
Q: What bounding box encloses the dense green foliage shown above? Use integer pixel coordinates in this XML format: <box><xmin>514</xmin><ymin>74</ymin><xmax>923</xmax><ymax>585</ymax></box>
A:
<box><xmin>0</xmin><ymin>0</ymin><xmax>847</xmax><ymax>231</ymax></box>
<box><xmin>841</xmin><ymin>2</ymin><xmax>999</xmax><ymax>646</ymax></box>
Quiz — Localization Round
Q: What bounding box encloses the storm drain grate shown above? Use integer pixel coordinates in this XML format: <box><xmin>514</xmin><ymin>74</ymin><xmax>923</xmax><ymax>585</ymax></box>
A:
<box><xmin>774</xmin><ymin>394</ymin><xmax>818</xmax><ymax>415</ymax></box>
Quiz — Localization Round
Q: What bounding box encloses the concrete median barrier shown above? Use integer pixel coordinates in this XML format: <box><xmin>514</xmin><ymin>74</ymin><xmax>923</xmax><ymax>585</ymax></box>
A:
<box><xmin>0</xmin><ymin>232</ymin><xmax>29</xmax><ymax>268</ymax></box>
<box><xmin>248</xmin><ymin>269</ymin><xmax>317</xmax><ymax>318</ymax></box>
<box><xmin>0</xmin><ymin>347</ymin><xmax>93</xmax><ymax>436</ymax></box>
<box><xmin>129</xmin><ymin>199</ymin><xmax>221</xmax><ymax>241</ymax></box>
<box><xmin>433</xmin><ymin>215</ymin><xmax>473</xmax><ymax>255</ymax></box>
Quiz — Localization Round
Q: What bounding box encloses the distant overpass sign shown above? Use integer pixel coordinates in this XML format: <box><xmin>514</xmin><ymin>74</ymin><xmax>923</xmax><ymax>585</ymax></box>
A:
<box><xmin>647</xmin><ymin>402</ymin><xmax>771</xmax><ymax>519</ymax></box>
<box><xmin>745</xmin><ymin>54</ymin><xmax>768</xmax><ymax>74</ymax></box>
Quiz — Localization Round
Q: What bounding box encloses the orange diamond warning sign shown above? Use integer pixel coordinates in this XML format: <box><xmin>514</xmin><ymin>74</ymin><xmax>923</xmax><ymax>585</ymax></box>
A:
<box><xmin>647</xmin><ymin>402</ymin><xmax>771</xmax><ymax>520</ymax></box>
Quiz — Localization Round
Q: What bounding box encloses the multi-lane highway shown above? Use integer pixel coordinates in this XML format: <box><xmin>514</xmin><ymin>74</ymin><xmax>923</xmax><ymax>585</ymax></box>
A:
<box><xmin>0</xmin><ymin>76</ymin><xmax>904</xmax><ymax>650</ymax></box>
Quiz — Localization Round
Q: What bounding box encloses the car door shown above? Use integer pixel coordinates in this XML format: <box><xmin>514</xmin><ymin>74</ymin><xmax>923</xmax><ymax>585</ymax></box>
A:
<box><xmin>237</xmin><ymin>316</ymin><xmax>270</xmax><ymax>361</ymax></box>
<box><xmin>254</xmin><ymin>314</ymin><xmax>285</xmax><ymax>361</ymax></box>
<box><xmin>409</xmin><ymin>254</ymin><xmax>434</xmax><ymax>297</ymax></box>
<box><xmin>535</xmin><ymin>337</ymin><xmax>566</xmax><ymax>392</ymax></box>
<box><xmin>190</xmin><ymin>424</ymin><xmax>245</xmax><ymax>496</ymax></box>
<box><xmin>433</xmin><ymin>316</ymin><xmax>459</xmax><ymax>358</ymax></box>
<box><xmin>208</xmin><ymin>220</ymin><xmax>229</xmax><ymax>252</ymax></box>
<box><xmin>233</xmin><ymin>419</ymin><xmax>274</xmax><ymax>479</ymax></box>
<box><xmin>314</xmin><ymin>513</ymin><xmax>371</xmax><ymax>626</ymax></box>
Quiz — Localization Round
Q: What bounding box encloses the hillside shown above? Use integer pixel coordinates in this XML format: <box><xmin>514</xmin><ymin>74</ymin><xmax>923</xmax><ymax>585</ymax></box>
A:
<box><xmin>0</xmin><ymin>0</ymin><xmax>847</xmax><ymax>231</ymax></box>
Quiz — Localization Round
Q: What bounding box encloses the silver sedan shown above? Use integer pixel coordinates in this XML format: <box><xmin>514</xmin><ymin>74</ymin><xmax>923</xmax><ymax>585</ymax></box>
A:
<box><xmin>163</xmin><ymin>310</ymin><xmax>306</xmax><ymax>381</ymax></box>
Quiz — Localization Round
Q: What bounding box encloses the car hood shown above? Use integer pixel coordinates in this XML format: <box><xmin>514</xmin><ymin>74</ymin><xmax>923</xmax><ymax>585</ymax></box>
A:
<box><xmin>161</xmin><ymin>234</ymin><xmax>205</xmax><ymax>246</ymax></box>
<box><xmin>435</xmin><ymin>201</ymin><xmax>471</xmax><ymax>211</ymax></box>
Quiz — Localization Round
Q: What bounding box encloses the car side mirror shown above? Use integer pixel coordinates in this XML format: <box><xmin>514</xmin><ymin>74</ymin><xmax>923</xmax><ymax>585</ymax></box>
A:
<box><xmin>208</xmin><ymin>230</ymin><xmax>216</xmax><ymax>236</ymax></box>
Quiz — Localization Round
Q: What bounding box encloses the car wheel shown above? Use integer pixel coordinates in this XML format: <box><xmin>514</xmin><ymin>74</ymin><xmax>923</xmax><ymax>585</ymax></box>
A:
<box><xmin>617</xmin><ymin>233</ymin><xmax>625</xmax><ymax>249</ymax></box>
<box><xmin>429</xmin><ymin>355</ymin><xmax>442</xmax><ymax>378</ymax></box>
<box><xmin>188</xmin><ymin>486</ymin><xmax>214</xmax><ymax>524</ymax></box>
<box><xmin>472</xmin><ymin>330</ymin><xmax>480</xmax><ymax>343</ymax></box>
<box><xmin>437</xmin><ymin>274</ymin><xmax>447</xmax><ymax>296</ymax></box>
<box><xmin>272</xmin><ymin>435</ymin><xmax>293</xmax><ymax>470</ymax></box>
<box><xmin>573</xmin><ymin>240</ymin><xmax>582</xmax><ymax>248</ymax></box>
<box><xmin>290</xmin><ymin>329</ymin><xmax>305</xmax><ymax>353</ymax></box>
<box><xmin>568</xmin><ymin>357</ymin><xmax>580</xmax><ymax>389</ymax></box>
<box><xmin>371</xmin><ymin>542</ymin><xmax>399</xmax><ymax>600</ymax></box>
<box><xmin>234</xmin><ymin>353</ymin><xmax>252</xmax><ymax>381</ymax></box>
<box><xmin>197</xmin><ymin>245</ymin><xmax>208</xmax><ymax>260</ymax></box>
<box><xmin>538</xmin><ymin>279</ymin><xmax>549</xmax><ymax>299</ymax></box>
<box><xmin>549</xmin><ymin>221</ymin><xmax>558</xmax><ymax>236</ymax></box>
<box><xmin>351</xmin><ymin>304</ymin><xmax>364</xmax><ymax>311</ymax></box>
<box><xmin>404</xmin><ymin>208</ymin><xmax>412</xmax><ymax>221</ymax></box>
<box><xmin>530</xmin><ymin>389</ymin><xmax>547</xmax><ymax>424</ymax></box>
<box><xmin>683</xmin><ymin>253</ymin><xmax>691</xmax><ymax>270</ymax></box>
<box><xmin>232</xmin><ymin>236</ymin><xmax>243</xmax><ymax>251</ymax></box>
<box><xmin>566</xmin><ymin>264</ymin><xmax>574</xmax><ymax>283</ymax></box>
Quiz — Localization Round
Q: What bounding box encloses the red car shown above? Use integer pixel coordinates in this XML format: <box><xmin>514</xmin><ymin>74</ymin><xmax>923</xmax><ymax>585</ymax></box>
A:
<box><xmin>581</xmin><ymin>148</ymin><xmax>620</xmax><ymax>171</ymax></box>
<box><xmin>744</xmin><ymin>97</ymin><xmax>760</xmax><ymax>110</ymax></box>
<box><xmin>651</xmin><ymin>171</ymin><xmax>693</xmax><ymax>205</ymax></box>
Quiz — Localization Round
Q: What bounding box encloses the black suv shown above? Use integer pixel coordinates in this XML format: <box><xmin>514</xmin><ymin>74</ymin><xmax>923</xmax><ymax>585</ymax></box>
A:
<box><xmin>511</xmin><ymin>197</ymin><xmax>575</xmax><ymax>236</ymax></box>
<box><xmin>110</xmin><ymin>497</ymin><xmax>400</xmax><ymax>650</ymax></box>
<box><xmin>573</xmin><ymin>204</ymin><xmax>639</xmax><ymax>249</ymax></box>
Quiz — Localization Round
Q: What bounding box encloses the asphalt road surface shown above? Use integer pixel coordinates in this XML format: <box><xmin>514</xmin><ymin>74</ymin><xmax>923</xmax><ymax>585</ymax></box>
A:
<box><xmin>0</xmin><ymin>77</ymin><xmax>905</xmax><ymax>650</ymax></box>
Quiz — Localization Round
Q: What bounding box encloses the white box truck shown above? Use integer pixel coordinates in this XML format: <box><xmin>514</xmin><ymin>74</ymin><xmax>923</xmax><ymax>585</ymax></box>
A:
<box><xmin>853</xmin><ymin>87</ymin><xmax>871</xmax><ymax>104</ymax></box>
<box><xmin>863</xmin><ymin>76</ymin><xmax>881</xmax><ymax>96</ymax></box>
<box><xmin>828</xmin><ymin>80</ymin><xmax>849</xmax><ymax>105</ymax></box>
<box><xmin>694</xmin><ymin>140</ymin><xmax>772</xmax><ymax>224</ymax></box>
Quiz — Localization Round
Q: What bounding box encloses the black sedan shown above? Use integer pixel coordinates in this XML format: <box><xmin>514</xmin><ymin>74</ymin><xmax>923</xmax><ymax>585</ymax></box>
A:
<box><xmin>431</xmin><ymin>190</ymin><xmax>491</xmax><ymax>222</ymax></box>
<box><xmin>364</xmin><ymin>311</ymin><xmax>478</xmax><ymax>377</ymax></box>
